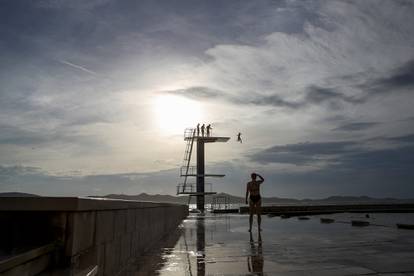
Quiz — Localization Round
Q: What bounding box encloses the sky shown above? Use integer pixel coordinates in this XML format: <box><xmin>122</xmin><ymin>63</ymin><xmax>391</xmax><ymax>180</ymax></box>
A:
<box><xmin>1</xmin><ymin>0</ymin><xmax>414</xmax><ymax>198</ymax></box>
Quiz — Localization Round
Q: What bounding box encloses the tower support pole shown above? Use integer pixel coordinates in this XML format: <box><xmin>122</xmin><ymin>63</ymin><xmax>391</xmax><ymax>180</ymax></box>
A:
<box><xmin>196</xmin><ymin>139</ymin><xmax>205</xmax><ymax>211</ymax></box>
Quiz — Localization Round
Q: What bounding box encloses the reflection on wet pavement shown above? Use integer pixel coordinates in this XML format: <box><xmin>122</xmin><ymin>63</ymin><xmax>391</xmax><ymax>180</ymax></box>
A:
<box><xmin>248</xmin><ymin>231</ymin><xmax>263</xmax><ymax>274</ymax></box>
<box><xmin>196</xmin><ymin>215</ymin><xmax>205</xmax><ymax>276</ymax></box>
<box><xmin>134</xmin><ymin>213</ymin><xmax>414</xmax><ymax>275</ymax></box>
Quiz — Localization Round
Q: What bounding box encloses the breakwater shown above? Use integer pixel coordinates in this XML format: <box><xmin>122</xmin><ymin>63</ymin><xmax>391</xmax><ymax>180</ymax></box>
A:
<box><xmin>239</xmin><ymin>203</ymin><xmax>414</xmax><ymax>216</ymax></box>
<box><xmin>0</xmin><ymin>197</ymin><xmax>188</xmax><ymax>276</ymax></box>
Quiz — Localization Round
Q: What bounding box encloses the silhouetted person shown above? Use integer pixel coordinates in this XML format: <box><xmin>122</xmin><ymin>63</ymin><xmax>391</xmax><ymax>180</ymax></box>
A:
<box><xmin>237</xmin><ymin>132</ymin><xmax>242</xmax><ymax>143</ymax></box>
<box><xmin>201</xmin><ymin>124</ymin><xmax>205</xmax><ymax>137</ymax></box>
<box><xmin>206</xmin><ymin>124</ymin><xmax>212</xmax><ymax>136</ymax></box>
<box><xmin>246</xmin><ymin>172</ymin><xmax>264</xmax><ymax>232</ymax></box>
<box><xmin>248</xmin><ymin>231</ymin><xmax>263</xmax><ymax>274</ymax></box>
<box><xmin>196</xmin><ymin>123</ymin><xmax>200</xmax><ymax>136</ymax></box>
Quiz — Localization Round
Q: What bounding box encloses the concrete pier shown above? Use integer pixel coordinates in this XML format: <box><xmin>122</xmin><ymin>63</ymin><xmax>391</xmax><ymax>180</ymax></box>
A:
<box><xmin>137</xmin><ymin>213</ymin><xmax>414</xmax><ymax>275</ymax></box>
<box><xmin>0</xmin><ymin>197</ymin><xmax>188</xmax><ymax>276</ymax></box>
<box><xmin>239</xmin><ymin>203</ymin><xmax>414</xmax><ymax>215</ymax></box>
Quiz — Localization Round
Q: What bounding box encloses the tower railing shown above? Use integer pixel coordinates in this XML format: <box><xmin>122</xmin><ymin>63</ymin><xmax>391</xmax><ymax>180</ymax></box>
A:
<box><xmin>176</xmin><ymin>183</ymin><xmax>213</xmax><ymax>195</ymax></box>
<box><xmin>184</xmin><ymin>127</ymin><xmax>213</xmax><ymax>139</ymax></box>
<box><xmin>184</xmin><ymin>128</ymin><xmax>195</xmax><ymax>139</ymax></box>
<box><xmin>180</xmin><ymin>165</ymin><xmax>197</xmax><ymax>176</ymax></box>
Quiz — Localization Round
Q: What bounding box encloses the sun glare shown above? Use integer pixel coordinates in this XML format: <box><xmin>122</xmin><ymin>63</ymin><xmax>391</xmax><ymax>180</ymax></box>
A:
<box><xmin>153</xmin><ymin>95</ymin><xmax>203</xmax><ymax>134</ymax></box>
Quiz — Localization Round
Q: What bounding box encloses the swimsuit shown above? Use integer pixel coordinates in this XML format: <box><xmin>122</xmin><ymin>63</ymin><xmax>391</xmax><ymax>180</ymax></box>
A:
<box><xmin>250</xmin><ymin>195</ymin><xmax>261</xmax><ymax>203</ymax></box>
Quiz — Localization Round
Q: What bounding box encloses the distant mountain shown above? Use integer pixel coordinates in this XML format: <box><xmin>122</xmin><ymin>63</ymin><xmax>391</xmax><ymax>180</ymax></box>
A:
<box><xmin>0</xmin><ymin>192</ymin><xmax>40</xmax><ymax>197</ymax></box>
<box><xmin>103</xmin><ymin>193</ymin><xmax>188</xmax><ymax>204</ymax></box>
<box><xmin>101</xmin><ymin>193</ymin><xmax>414</xmax><ymax>205</ymax></box>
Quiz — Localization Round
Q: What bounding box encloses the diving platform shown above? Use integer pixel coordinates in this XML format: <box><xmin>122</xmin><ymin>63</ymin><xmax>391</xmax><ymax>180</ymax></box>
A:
<box><xmin>177</xmin><ymin>127</ymin><xmax>230</xmax><ymax>212</ymax></box>
<box><xmin>184</xmin><ymin>136</ymin><xmax>230</xmax><ymax>143</ymax></box>
<box><xmin>184</xmin><ymin>128</ymin><xmax>230</xmax><ymax>143</ymax></box>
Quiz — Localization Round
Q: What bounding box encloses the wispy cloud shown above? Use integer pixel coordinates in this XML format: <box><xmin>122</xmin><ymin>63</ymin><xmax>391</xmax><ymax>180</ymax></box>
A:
<box><xmin>250</xmin><ymin>141</ymin><xmax>358</xmax><ymax>165</ymax></box>
<box><xmin>162</xmin><ymin>86</ymin><xmax>221</xmax><ymax>99</ymax></box>
<box><xmin>250</xmin><ymin>133</ymin><xmax>414</xmax><ymax>170</ymax></box>
<box><xmin>163</xmin><ymin>85</ymin><xmax>365</xmax><ymax>109</ymax></box>
<box><xmin>58</xmin><ymin>60</ymin><xmax>98</xmax><ymax>76</ymax></box>
<box><xmin>332</xmin><ymin>122</ymin><xmax>380</xmax><ymax>132</ymax></box>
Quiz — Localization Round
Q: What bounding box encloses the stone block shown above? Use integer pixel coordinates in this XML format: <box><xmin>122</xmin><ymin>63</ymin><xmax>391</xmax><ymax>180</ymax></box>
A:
<box><xmin>104</xmin><ymin>241</ymin><xmax>120</xmax><ymax>276</ymax></box>
<box><xmin>96</xmin><ymin>244</ymin><xmax>105</xmax><ymax>276</ymax></box>
<box><xmin>131</xmin><ymin>230</ymin><xmax>140</xmax><ymax>257</ymax></box>
<box><xmin>1</xmin><ymin>254</ymin><xmax>51</xmax><ymax>276</ymax></box>
<box><xmin>126</xmin><ymin>208</ymin><xmax>136</xmax><ymax>233</ymax></box>
<box><xmin>67</xmin><ymin>212</ymin><xmax>96</xmax><ymax>256</ymax></box>
<box><xmin>135</xmin><ymin>209</ymin><xmax>149</xmax><ymax>240</ymax></box>
<box><xmin>72</xmin><ymin>246</ymin><xmax>98</xmax><ymax>275</ymax></box>
<box><xmin>95</xmin><ymin>211</ymin><xmax>114</xmax><ymax>245</ymax></box>
<box><xmin>50</xmin><ymin>212</ymin><xmax>68</xmax><ymax>243</ymax></box>
<box><xmin>120</xmin><ymin>233</ymin><xmax>132</xmax><ymax>266</ymax></box>
<box><xmin>114</xmin><ymin>210</ymin><xmax>127</xmax><ymax>237</ymax></box>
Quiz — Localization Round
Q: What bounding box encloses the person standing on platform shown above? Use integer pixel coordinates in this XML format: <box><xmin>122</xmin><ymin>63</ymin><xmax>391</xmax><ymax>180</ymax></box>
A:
<box><xmin>201</xmin><ymin>124</ymin><xmax>205</xmax><ymax>137</ymax></box>
<box><xmin>206</xmin><ymin>124</ymin><xmax>212</xmax><ymax>137</ymax></box>
<box><xmin>196</xmin><ymin>123</ymin><xmax>200</xmax><ymax>136</ymax></box>
<box><xmin>245</xmin><ymin>172</ymin><xmax>265</xmax><ymax>232</ymax></box>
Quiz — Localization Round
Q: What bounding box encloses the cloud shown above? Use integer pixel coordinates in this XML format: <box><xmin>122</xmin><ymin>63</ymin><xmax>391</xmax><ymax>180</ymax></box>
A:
<box><xmin>244</xmin><ymin>94</ymin><xmax>302</xmax><ymax>109</ymax></box>
<box><xmin>304</xmin><ymin>86</ymin><xmax>364</xmax><ymax>105</ymax></box>
<box><xmin>58</xmin><ymin>60</ymin><xmax>98</xmax><ymax>76</ymax></box>
<box><xmin>36</xmin><ymin>0</ymin><xmax>111</xmax><ymax>10</ymax></box>
<box><xmin>250</xmin><ymin>141</ymin><xmax>358</xmax><ymax>165</ymax></box>
<box><xmin>0</xmin><ymin>125</ymin><xmax>48</xmax><ymax>146</ymax></box>
<box><xmin>0</xmin><ymin>123</ymin><xmax>105</xmax><ymax>151</ymax></box>
<box><xmin>162</xmin><ymin>86</ymin><xmax>221</xmax><ymax>100</ymax></box>
<box><xmin>386</xmin><ymin>133</ymin><xmax>414</xmax><ymax>143</ymax></box>
<box><xmin>162</xmin><ymin>85</ymin><xmax>365</xmax><ymax>109</ymax></box>
<box><xmin>245</xmin><ymin>133</ymin><xmax>414</xmax><ymax>198</ymax></box>
<box><xmin>250</xmin><ymin>133</ymin><xmax>414</xmax><ymax>177</ymax></box>
<box><xmin>3</xmin><ymin>157</ymin><xmax>413</xmax><ymax>199</ymax></box>
<box><xmin>163</xmin><ymin>85</ymin><xmax>303</xmax><ymax>108</ymax></box>
<box><xmin>332</xmin><ymin>122</ymin><xmax>380</xmax><ymax>132</ymax></box>
<box><xmin>0</xmin><ymin>165</ymin><xmax>180</xmax><ymax>196</ymax></box>
<box><xmin>337</xmin><ymin>145</ymin><xmax>414</xmax><ymax>171</ymax></box>
<box><xmin>366</xmin><ymin>59</ymin><xmax>414</xmax><ymax>93</ymax></box>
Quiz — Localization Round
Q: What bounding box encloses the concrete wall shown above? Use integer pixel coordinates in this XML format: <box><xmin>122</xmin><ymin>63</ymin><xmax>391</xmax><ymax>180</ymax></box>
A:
<box><xmin>0</xmin><ymin>197</ymin><xmax>188</xmax><ymax>276</ymax></box>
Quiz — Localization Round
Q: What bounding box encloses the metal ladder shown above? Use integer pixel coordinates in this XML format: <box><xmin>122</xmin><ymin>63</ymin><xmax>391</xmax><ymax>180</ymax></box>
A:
<box><xmin>181</xmin><ymin>129</ymin><xmax>196</xmax><ymax>192</ymax></box>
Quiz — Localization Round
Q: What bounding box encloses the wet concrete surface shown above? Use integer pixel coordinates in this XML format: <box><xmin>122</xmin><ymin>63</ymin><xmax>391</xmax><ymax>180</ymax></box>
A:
<box><xmin>132</xmin><ymin>213</ymin><xmax>414</xmax><ymax>275</ymax></box>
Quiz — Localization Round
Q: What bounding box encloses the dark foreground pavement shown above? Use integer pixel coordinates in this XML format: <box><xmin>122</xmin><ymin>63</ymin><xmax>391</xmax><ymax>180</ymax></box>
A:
<box><xmin>131</xmin><ymin>212</ymin><xmax>414</xmax><ymax>275</ymax></box>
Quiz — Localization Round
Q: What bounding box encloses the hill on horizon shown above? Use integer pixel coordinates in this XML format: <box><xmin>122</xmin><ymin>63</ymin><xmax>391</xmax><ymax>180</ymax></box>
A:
<box><xmin>0</xmin><ymin>192</ymin><xmax>40</xmax><ymax>197</ymax></box>
<box><xmin>102</xmin><ymin>192</ymin><xmax>414</xmax><ymax>205</ymax></box>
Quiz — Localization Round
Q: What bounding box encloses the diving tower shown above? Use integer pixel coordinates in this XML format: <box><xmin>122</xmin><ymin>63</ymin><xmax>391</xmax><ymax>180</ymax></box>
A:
<box><xmin>177</xmin><ymin>127</ymin><xmax>230</xmax><ymax>212</ymax></box>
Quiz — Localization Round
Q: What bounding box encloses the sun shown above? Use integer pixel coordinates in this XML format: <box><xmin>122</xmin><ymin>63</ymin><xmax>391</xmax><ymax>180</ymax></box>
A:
<box><xmin>153</xmin><ymin>95</ymin><xmax>203</xmax><ymax>134</ymax></box>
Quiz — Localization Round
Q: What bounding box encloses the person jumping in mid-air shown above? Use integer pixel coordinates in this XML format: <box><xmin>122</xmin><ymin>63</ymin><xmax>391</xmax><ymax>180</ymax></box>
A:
<box><xmin>237</xmin><ymin>132</ymin><xmax>243</xmax><ymax>143</ymax></box>
<box><xmin>201</xmin><ymin>124</ymin><xmax>205</xmax><ymax>137</ymax></box>
<box><xmin>246</xmin><ymin>172</ymin><xmax>265</xmax><ymax>232</ymax></box>
<box><xmin>206</xmin><ymin>124</ymin><xmax>212</xmax><ymax>136</ymax></box>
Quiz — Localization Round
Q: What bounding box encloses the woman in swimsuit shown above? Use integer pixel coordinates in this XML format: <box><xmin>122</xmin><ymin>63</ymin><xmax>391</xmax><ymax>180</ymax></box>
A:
<box><xmin>245</xmin><ymin>172</ymin><xmax>265</xmax><ymax>232</ymax></box>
